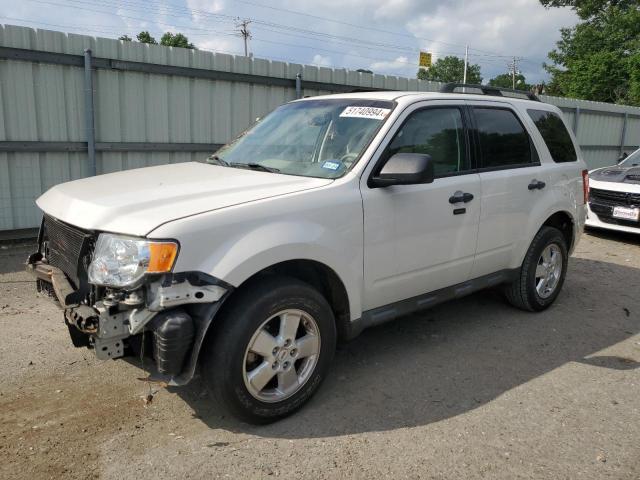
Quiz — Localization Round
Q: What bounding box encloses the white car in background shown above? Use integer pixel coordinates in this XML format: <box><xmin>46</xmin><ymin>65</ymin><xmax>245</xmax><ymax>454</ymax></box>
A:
<box><xmin>587</xmin><ymin>148</ymin><xmax>640</xmax><ymax>234</ymax></box>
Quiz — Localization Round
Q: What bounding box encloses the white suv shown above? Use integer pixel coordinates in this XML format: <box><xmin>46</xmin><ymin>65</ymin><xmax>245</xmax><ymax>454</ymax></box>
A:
<box><xmin>28</xmin><ymin>86</ymin><xmax>587</xmax><ymax>423</ymax></box>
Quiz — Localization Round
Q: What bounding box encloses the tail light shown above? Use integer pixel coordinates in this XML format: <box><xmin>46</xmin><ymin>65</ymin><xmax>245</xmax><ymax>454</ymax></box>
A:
<box><xmin>581</xmin><ymin>169</ymin><xmax>589</xmax><ymax>204</ymax></box>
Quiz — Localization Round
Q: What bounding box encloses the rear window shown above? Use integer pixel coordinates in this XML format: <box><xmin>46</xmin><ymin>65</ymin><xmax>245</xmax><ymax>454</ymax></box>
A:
<box><xmin>474</xmin><ymin>107</ymin><xmax>533</xmax><ymax>168</ymax></box>
<box><xmin>527</xmin><ymin>109</ymin><xmax>577</xmax><ymax>163</ymax></box>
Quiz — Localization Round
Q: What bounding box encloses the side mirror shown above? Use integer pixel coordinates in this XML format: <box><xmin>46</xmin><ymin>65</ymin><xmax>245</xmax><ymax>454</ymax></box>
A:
<box><xmin>369</xmin><ymin>153</ymin><xmax>434</xmax><ymax>188</ymax></box>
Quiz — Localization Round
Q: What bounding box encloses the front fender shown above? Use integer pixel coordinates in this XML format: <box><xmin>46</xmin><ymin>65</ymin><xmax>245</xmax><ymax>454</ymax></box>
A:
<box><xmin>150</xmin><ymin>184</ymin><xmax>365</xmax><ymax>321</ymax></box>
<box><xmin>204</xmin><ymin>221</ymin><xmax>363</xmax><ymax>320</ymax></box>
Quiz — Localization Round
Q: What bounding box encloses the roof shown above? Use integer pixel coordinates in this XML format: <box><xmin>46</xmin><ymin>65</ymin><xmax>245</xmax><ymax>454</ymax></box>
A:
<box><xmin>297</xmin><ymin>91</ymin><xmax>552</xmax><ymax>109</ymax></box>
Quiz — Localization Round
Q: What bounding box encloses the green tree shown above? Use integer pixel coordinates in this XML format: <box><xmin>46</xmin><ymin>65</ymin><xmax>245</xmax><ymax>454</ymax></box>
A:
<box><xmin>417</xmin><ymin>56</ymin><xmax>482</xmax><ymax>84</ymax></box>
<box><xmin>136</xmin><ymin>31</ymin><xmax>157</xmax><ymax>44</ymax></box>
<box><xmin>160</xmin><ymin>32</ymin><xmax>195</xmax><ymax>49</ymax></box>
<box><xmin>118</xmin><ymin>35</ymin><xmax>132</xmax><ymax>42</ymax></box>
<box><xmin>541</xmin><ymin>0</ymin><xmax>640</xmax><ymax>104</ymax></box>
<box><xmin>488</xmin><ymin>73</ymin><xmax>532</xmax><ymax>91</ymax></box>
<box><xmin>629</xmin><ymin>53</ymin><xmax>640</xmax><ymax>105</ymax></box>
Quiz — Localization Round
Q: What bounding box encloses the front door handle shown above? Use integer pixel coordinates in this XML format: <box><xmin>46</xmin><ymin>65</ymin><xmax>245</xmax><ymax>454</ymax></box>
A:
<box><xmin>528</xmin><ymin>180</ymin><xmax>546</xmax><ymax>190</ymax></box>
<box><xmin>449</xmin><ymin>191</ymin><xmax>474</xmax><ymax>204</ymax></box>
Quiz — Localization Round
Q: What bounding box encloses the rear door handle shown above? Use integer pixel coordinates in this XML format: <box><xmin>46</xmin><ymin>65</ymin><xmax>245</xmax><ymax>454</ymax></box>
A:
<box><xmin>528</xmin><ymin>180</ymin><xmax>546</xmax><ymax>190</ymax></box>
<box><xmin>449</xmin><ymin>191</ymin><xmax>474</xmax><ymax>204</ymax></box>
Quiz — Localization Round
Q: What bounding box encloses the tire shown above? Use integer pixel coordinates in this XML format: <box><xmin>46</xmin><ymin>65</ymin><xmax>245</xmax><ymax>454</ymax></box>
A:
<box><xmin>504</xmin><ymin>226</ymin><xmax>568</xmax><ymax>312</ymax></box>
<box><xmin>202</xmin><ymin>275</ymin><xmax>336</xmax><ymax>424</ymax></box>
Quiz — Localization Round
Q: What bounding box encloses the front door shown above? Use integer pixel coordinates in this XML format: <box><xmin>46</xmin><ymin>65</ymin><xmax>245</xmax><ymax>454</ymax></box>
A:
<box><xmin>361</xmin><ymin>103</ymin><xmax>481</xmax><ymax>310</ymax></box>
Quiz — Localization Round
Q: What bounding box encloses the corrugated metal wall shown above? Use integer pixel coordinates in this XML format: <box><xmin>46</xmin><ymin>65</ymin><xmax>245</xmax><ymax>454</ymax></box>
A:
<box><xmin>1</xmin><ymin>24</ymin><xmax>640</xmax><ymax>231</ymax></box>
<box><xmin>541</xmin><ymin>95</ymin><xmax>640</xmax><ymax>168</ymax></box>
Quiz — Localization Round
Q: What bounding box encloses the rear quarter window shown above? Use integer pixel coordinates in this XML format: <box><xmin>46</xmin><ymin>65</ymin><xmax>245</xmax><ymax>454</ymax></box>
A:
<box><xmin>527</xmin><ymin>109</ymin><xmax>577</xmax><ymax>163</ymax></box>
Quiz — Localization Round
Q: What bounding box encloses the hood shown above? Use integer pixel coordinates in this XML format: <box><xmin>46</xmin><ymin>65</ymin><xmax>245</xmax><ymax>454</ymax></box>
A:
<box><xmin>37</xmin><ymin>162</ymin><xmax>333</xmax><ymax>236</ymax></box>
<box><xmin>589</xmin><ymin>165</ymin><xmax>640</xmax><ymax>184</ymax></box>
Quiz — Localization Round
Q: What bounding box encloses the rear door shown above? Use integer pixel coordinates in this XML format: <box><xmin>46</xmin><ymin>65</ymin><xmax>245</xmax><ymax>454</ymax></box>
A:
<box><xmin>468</xmin><ymin>102</ymin><xmax>551</xmax><ymax>277</ymax></box>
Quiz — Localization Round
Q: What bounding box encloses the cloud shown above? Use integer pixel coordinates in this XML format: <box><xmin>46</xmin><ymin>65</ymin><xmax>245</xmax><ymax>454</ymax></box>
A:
<box><xmin>372</xmin><ymin>0</ymin><xmax>438</xmax><ymax>21</ymax></box>
<box><xmin>369</xmin><ymin>55</ymin><xmax>411</xmax><ymax>72</ymax></box>
<box><xmin>404</xmin><ymin>0</ymin><xmax>577</xmax><ymax>81</ymax></box>
<box><xmin>2</xmin><ymin>0</ymin><xmax>579</xmax><ymax>83</ymax></box>
<box><xmin>276</xmin><ymin>0</ymin><xmax>577</xmax><ymax>82</ymax></box>
<box><xmin>312</xmin><ymin>54</ymin><xmax>332</xmax><ymax>67</ymax></box>
<box><xmin>186</xmin><ymin>0</ymin><xmax>225</xmax><ymax>21</ymax></box>
<box><xmin>198</xmin><ymin>37</ymin><xmax>239</xmax><ymax>54</ymax></box>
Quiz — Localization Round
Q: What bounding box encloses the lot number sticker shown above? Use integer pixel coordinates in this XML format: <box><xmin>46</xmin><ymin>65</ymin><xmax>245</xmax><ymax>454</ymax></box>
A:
<box><xmin>340</xmin><ymin>106</ymin><xmax>391</xmax><ymax>120</ymax></box>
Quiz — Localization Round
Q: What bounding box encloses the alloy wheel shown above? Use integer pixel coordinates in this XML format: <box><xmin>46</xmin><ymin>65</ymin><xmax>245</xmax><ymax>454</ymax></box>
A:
<box><xmin>535</xmin><ymin>243</ymin><xmax>563</xmax><ymax>299</ymax></box>
<box><xmin>242</xmin><ymin>309</ymin><xmax>321</xmax><ymax>403</ymax></box>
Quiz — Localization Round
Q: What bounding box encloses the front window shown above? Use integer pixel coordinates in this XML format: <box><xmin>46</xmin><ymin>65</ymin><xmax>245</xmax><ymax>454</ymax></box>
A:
<box><xmin>620</xmin><ymin>148</ymin><xmax>640</xmax><ymax>166</ymax></box>
<box><xmin>386</xmin><ymin>107</ymin><xmax>469</xmax><ymax>177</ymax></box>
<box><xmin>211</xmin><ymin>99</ymin><xmax>395</xmax><ymax>179</ymax></box>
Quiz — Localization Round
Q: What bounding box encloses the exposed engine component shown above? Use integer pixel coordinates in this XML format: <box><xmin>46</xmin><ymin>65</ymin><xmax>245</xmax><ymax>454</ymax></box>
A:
<box><xmin>102</xmin><ymin>289</ymin><xmax>124</xmax><ymax>307</ymax></box>
<box><xmin>123</xmin><ymin>289</ymin><xmax>144</xmax><ymax>306</ymax></box>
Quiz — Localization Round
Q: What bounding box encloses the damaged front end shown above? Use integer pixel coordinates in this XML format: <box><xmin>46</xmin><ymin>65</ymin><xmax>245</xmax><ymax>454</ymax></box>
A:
<box><xmin>27</xmin><ymin>214</ymin><xmax>232</xmax><ymax>385</ymax></box>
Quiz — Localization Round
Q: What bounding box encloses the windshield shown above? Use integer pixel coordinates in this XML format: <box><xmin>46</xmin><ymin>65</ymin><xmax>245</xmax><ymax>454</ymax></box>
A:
<box><xmin>210</xmin><ymin>99</ymin><xmax>395</xmax><ymax>179</ymax></box>
<box><xmin>620</xmin><ymin>148</ymin><xmax>640</xmax><ymax>167</ymax></box>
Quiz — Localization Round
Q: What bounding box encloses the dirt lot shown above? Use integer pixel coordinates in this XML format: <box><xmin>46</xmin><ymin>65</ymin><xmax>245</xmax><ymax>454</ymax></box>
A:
<box><xmin>1</xmin><ymin>229</ymin><xmax>639</xmax><ymax>480</ymax></box>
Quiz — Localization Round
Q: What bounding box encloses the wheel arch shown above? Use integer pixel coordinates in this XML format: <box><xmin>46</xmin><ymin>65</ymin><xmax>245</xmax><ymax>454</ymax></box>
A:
<box><xmin>246</xmin><ymin>259</ymin><xmax>352</xmax><ymax>340</ymax></box>
<box><xmin>541</xmin><ymin>210</ymin><xmax>576</xmax><ymax>252</ymax></box>
<box><xmin>510</xmin><ymin>205</ymin><xmax>578</xmax><ymax>273</ymax></box>
<box><xmin>202</xmin><ymin>259</ymin><xmax>353</xmax><ymax>355</ymax></box>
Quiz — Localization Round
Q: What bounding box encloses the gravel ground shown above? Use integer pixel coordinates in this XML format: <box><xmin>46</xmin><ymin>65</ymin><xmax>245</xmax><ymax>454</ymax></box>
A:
<box><xmin>1</xmin><ymin>229</ymin><xmax>639</xmax><ymax>480</ymax></box>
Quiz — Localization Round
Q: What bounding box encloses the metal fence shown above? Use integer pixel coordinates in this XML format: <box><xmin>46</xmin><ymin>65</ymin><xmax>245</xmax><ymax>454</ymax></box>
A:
<box><xmin>1</xmin><ymin>24</ymin><xmax>640</xmax><ymax>232</ymax></box>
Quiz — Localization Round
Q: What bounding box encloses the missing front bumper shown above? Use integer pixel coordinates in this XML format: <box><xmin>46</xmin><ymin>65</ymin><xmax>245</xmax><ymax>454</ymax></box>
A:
<box><xmin>27</xmin><ymin>261</ymin><xmax>76</xmax><ymax>307</ymax></box>
<box><xmin>26</xmin><ymin>258</ymin><xmax>232</xmax><ymax>385</ymax></box>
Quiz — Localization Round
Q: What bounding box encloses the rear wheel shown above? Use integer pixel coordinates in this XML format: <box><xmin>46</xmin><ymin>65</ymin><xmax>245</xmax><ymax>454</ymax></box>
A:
<box><xmin>202</xmin><ymin>276</ymin><xmax>336</xmax><ymax>424</ymax></box>
<box><xmin>504</xmin><ymin>226</ymin><xmax>568</xmax><ymax>311</ymax></box>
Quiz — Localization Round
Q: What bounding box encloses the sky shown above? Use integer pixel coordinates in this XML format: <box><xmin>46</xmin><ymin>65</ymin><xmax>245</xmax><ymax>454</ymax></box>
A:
<box><xmin>0</xmin><ymin>0</ymin><xmax>578</xmax><ymax>83</ymax></box>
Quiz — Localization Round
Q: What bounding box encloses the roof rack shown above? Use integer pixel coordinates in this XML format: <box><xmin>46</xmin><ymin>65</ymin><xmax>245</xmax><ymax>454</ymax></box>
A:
<box><xmin>440</xmin><ymin>83</ymin><xmax>540</xmax><ymax>102</ymax></box>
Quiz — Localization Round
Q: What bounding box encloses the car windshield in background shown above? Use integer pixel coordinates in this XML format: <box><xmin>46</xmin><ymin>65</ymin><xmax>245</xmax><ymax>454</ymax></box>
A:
<box><xmin>620</xmin><ymin>148</ymin><xmax>640</xmax><ymax>166</ymax></box>
<box><xmin>210</xmin><ymin>99</ymin><xmax>395</xmax><ymax>179</ymax></box>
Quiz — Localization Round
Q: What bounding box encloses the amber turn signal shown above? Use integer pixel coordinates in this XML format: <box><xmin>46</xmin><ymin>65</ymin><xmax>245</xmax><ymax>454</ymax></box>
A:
<box><xmin>147</xmin><ymin>242</ymin><xmax>178</xmax><ymax>273</ymax></box>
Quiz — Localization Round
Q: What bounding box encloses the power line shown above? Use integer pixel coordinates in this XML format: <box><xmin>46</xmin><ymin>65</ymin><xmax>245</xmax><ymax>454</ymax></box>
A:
<box><xmin>50</xmin><ymin>0</ymin><xmax>523</xmax><ymax>60</ymax></box>
<box><xmin>250</xmin><ymin>23</ymin><xmax>521</xmax><ymax>61</ymax></box>
<box><xmin>235</xmin><ymin>19</ymin><xmax>252</xmax><ymax>57</ymax></box>
<box><xmin>21</xmin><ymin>0</ymin><xmax>523</xmax><ymax>68</ymax></box>
<box><xmin>0</xmin><ymin>16</ymin><xmax>533</xmax><ymax>81</ymax></box>
<box><xmin>26</xmin><ymin>0</ymin><xmax>415</xmax><ymax>55</ymax></box>
<box><xmin>16</xmin><ymin>0</ymin><xmax>543</xmax><ymax>76</ymax></box>
<box><xmin>507</xmin><ymin>57</ymin><xmax>523</xmax><ymax>88</ymax></box>
<box><xmin>176</xmin><ymin>0</ymin><xmax>519</xmax><ymax>58</ymax></box>
<box><xmin>248</xmin><ymin>35</ymin><xmax>513</xmax><ymax>69</ymax></box>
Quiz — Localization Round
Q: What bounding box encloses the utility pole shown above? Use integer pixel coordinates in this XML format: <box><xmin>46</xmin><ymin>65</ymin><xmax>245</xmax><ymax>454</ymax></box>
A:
<box><xmin>235</xmin><ymin>19</ymin><xmax>251</xmax><ymax>56</ymax></box>
<box><xmin>463</xmin><ymin>45</ymin><xmax>469</xmax><ymax>85</ymax></box>
<box><xmin>507</xmin><ymin>56</ymin><xmax>520</xmax><ymax>89</ymax></box>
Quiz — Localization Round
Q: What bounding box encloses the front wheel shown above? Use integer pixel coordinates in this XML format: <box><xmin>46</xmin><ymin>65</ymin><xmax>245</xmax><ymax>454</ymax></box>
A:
<box><xmin>504</xmin><ymin>226</ymin><xmax>568</xmax><ymax>312</ymax></box>
<box><xmin>202</xmin><ymin>276</ymin><xmax>336</xmax><ymax>424</ymax></box>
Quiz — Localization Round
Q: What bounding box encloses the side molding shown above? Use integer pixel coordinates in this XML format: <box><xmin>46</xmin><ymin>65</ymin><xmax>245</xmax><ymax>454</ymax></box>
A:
<box><xmin>346</xmin><ymin>269</ymin><xmax>519</xmax><ymax>339</ymax></box>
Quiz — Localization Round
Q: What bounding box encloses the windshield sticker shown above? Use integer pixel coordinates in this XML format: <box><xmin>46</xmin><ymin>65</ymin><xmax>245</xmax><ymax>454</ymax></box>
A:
<box><xmin>339</xmin><ymin>106</ymin><xmax>391</xmax><ymax>120</ymax></box>
<box><xmin>322</xmin><ymin>161</ymin><xmax>341</xmax><ymax>171</ymax></box>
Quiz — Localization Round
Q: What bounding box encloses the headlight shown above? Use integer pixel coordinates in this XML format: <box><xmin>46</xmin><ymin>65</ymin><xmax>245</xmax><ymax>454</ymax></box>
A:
<box><xmin>87</xmin><ymin>234</ymin><xmax>178</xmax><ymax>288</ymax></box>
